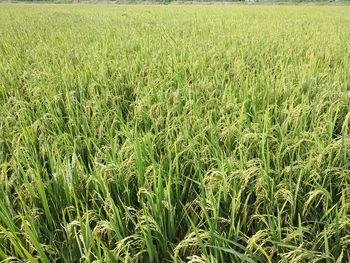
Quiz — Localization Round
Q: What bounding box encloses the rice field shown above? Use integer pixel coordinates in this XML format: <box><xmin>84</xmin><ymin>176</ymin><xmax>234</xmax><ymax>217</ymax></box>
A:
<box><xmin>1</xmin><ymin>4</ymin><xmax>350</xmax><ymax>262</ymax></box>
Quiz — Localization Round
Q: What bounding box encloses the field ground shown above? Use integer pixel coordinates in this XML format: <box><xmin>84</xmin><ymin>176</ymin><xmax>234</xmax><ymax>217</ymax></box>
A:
<box><xmin>0</xmin><ymin>4</ymin><xmax>350</xmax><ymax>262</ymax></box>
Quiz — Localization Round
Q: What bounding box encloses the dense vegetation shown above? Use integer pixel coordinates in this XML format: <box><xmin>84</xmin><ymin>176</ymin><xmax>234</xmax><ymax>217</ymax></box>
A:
<box><xmin>1</xmin><ymin>4</ymin><xmax>350</xmax><ymax>263</ymax></box>
<box><xmin>4</xmin><ymin>0</ymin><xmax>350</xmax><ymax>3</ymax></box>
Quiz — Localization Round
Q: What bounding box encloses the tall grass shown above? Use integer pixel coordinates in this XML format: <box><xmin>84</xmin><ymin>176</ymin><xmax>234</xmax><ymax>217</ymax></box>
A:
<box><xmin>0</xmin><ymin>4</ymin><xmax>350</xmax><ymax>262</ymax></box>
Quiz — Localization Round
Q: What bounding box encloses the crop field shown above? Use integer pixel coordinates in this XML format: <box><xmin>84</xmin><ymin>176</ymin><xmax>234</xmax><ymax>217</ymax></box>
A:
<box><xmin>1</xmin><ymin>4</ymin><xmax>350</xmax><ymax>262</ymax></box>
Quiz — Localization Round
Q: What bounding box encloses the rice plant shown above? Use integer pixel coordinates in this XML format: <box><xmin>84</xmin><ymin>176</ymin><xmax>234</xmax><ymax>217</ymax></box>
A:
<box><xmin>0</xmin><ymin>4</ymin><xmax>350</xmax><ymax>262</ymax></box>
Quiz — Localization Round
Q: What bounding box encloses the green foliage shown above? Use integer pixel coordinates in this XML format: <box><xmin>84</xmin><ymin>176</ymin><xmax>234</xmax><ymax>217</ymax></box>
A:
<box><xmin>0</xmin><ymin>4</ymin><xmax>350</xmax><ymax>262</ymax></box>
